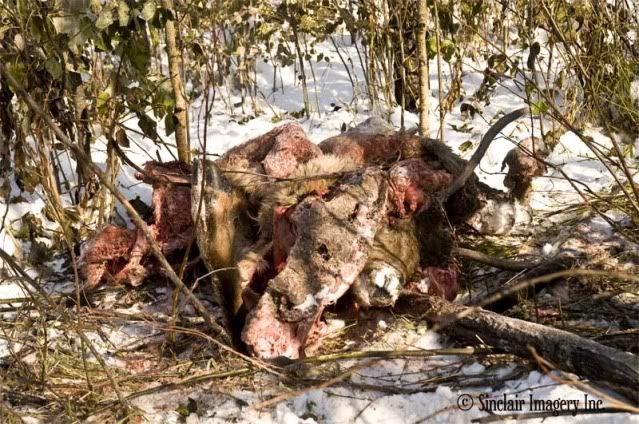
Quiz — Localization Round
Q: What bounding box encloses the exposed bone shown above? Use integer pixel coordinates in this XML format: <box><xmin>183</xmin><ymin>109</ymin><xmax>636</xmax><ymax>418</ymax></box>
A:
<box><xmin>351</xmin><ymin>218</ymin><xmax>419</xmax><ymax>308</ymax></box>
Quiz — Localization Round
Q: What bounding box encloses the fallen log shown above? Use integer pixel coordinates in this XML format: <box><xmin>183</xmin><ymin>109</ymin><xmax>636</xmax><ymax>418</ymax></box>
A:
<box><xmin>406</xmin><ymin>295</ymin><xmax>639</xmax><ymax>404</ymax></box>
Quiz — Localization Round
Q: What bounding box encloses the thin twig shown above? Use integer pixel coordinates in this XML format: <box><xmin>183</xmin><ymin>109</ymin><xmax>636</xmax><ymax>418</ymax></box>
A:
<box><xmin>0</xmin><ymin>62</ymin><xmax>231</xmax><ymax>345</ymax></box>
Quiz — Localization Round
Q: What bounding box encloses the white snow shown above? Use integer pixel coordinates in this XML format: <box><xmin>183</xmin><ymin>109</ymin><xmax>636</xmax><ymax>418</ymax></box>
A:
<box><xmin>374</xmin><ymin>265</ymin><xmax>402</xmax><ymax>297</ymax></box>
<box><xmin>125</xmin><ymin>327</ymin><xmax>639</xmax><ymax>423</ymax></box>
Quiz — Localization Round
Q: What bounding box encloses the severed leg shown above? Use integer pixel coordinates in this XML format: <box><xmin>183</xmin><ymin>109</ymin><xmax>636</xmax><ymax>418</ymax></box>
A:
<box><xmin>191</xmin><ymin>158</ymin><xmax>248</xmax><ymax>318</ymax></box>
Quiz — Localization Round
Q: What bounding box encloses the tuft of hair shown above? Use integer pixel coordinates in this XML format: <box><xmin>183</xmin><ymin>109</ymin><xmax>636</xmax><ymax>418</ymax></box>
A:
<box><xmin>257</xmin><ymin>154</ymin><xmax>360</xmax><ymax>236</ymax></box>
<box><xmin>236</xmin><ymin>242</ymin><xmax>272</xmax><ymax>285</ymax></box>
<box><xmin>218</xmin><ymin>155</ymin><xmax>267</xmax><ymax>203</ymax></box>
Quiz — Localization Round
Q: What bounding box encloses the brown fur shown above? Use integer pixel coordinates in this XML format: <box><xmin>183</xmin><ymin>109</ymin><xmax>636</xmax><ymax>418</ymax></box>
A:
<box><xmin>215</xmin><ymin>122</ymin><xmax>321</xmax><ymax>202</ymax></box>
<box><xmin>192</xmin><ymin>159</ymin><xmax>252</xmax><ymax>317</ymax></box>
<box><xmin>218</xmin><ymin>155</ymin><xmax>267</xmax><ymax>204</ymax></box>
<box><xmin>501</xmin><ymin>136</ymin><xmax>550</xmax><ymax>202</ymax></box>
<box><xmin>368</xmin><ymin>218</ymin><xmax>420</xmax><ymax>278</ymax></box>
<box><xmin>256</xmin><ymin>154</ymin><xmax>360</xmax><ymax>238</ymax></box>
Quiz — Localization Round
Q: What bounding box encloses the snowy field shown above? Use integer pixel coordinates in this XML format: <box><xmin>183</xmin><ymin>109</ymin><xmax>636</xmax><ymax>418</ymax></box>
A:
<box><xmin>1</xmin><ymin>32</ymin><xmax>638</xmax><ymax>423</ymax></box>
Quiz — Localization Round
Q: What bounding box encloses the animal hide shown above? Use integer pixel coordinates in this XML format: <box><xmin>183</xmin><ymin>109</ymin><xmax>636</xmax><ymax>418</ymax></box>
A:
<box><xmin>80</xmin><ymin>117</ymin><xmax>543</xmax><ymax>359</ymax></box>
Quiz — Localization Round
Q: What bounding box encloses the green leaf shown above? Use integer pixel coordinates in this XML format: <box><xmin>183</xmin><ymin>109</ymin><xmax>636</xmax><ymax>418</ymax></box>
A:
<box><xmin>141</xmin><ymin>1</ymin><xmax>156</xmax><ymax>21</ymax></box>
<box><xmin>160</xmin><ymin>88</ymin><xmax>175</xmax><ymax>109</ymax></box>
<box><xmin>94</xmin><ymin>31</ymin><xmax>112</xmax><ymax>51</ymax></box>
<box><xmin>164</xmin><ymin>110</ymin><xmax>175</xmax><ymax>136</ymax></box>
<box><xmin>458</xmin><ymin>140</ymin><xmax>474</xmax><ymax>153</ymax></box>
<box><xmin>96</xmin><ymin>8</ymin><xmax>114</xmax><ymax>30</ymax></box>
<box><xmin>96</xmin><ymin>90</ymin><xmax>111</xmax><ymax>111</ymax></box>
<box><xmin>58</xmin><ymin>0</ymin><xmax>89</xmax><ymax>13</ymax></box>
<box><xmin>531</xmin><ymin>100</ymin><xmax>549</xmax><ymax>115</ymax></box>
<box><xmin>145</xmin><ymin>26</ymin><xmax>158</xmax><ymax>46</ymax></box>
<box><xmin>118</xmin><ymin>1</ymin><xmax>130</xmax><ymax>26</ymax></box>
<box><xmin>440</xmin><ymin>39</ymin><xmax>456</xmax><ymax>62</ymax></box>
<box><xmin>45</xmin><ymin>57</ymin><xmax>63</xmax><ymax>80</ymax></box>
<box><xmin>427</xmin><ymin>36</ymin><xmax>437</xmax><ymax>59</ymax></box>
<box><xmin>175</xmin><ymin>405</ymin><xmax>189</xmax><ymax>417</ymax></box>
<box><xmin>124</xmin><ymin>38</ymin><xmax>150</xmax><ymax>72</ymax></box>
<box><xmin>61</xmin><ymin>16</ymin><xmax>93</xmax><ymax>51</ymax></box>
<box><xmin>28</xmin><ymin>16</ymin><xmax>45</xmax><ymax>42</ymax></box>
<box><xmin>6</xmin><ymin>63</ymin><xmax>26</xmax><ymax>90</ymax></box>
<box><xmin>17</xmin><ymin>0</ymin><xmax>28</xmax><ymax>16</ymax></box>
<box><xmin>51</xmin><ymin>15</ymin><xmax>81</xmax><ymax>35</ymax></box>
<box><xmin>524</xmin><ymin>82</ymin><xmax>534</xmax><ymax>99</ymax></box>
<box><xmin>65</xmin><ymin>70</ymin><xmax>83</xmax><ymax>91</ymax></box>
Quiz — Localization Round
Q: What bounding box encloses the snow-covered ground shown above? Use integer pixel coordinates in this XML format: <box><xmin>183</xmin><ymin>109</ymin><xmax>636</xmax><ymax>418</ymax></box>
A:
<box><xmin>127</xmin><ymin>328</ymin><xmax>634</xmax><ymax>424</ymax></box>
<box><xmin>1</xmin><ymin>33</ymin><xmax>638</xmax><ymax>423</ymax></box>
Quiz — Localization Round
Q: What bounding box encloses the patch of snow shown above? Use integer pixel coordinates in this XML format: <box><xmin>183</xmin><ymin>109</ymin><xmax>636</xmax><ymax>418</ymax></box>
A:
<box><xmin>410</xmin><ymin>331</ymin><xmax>443</xmax><ymax>351</ymax></box>
<box><xmin>630</xmin><ymin>79</ymin><xmax>639</xmax><ymax>105</ymax></box>
<box><xmin>542</xmin><ymin>243</ymin><xmax>556</xmax><ymax>256</ymax></box>
<box><xmin>373</xmin><ymin>265</ymin><xmax>402</xmax><ymax>301</ymax></box>
<box><xmin>461</xmin><ymin>363</ymin><xmax>486</xmax><ymax>376</ymax></box>
<box><xmin>0</xmin><ymin>282</ymin><xmax>29</xmax><ymax>300</ymax></box>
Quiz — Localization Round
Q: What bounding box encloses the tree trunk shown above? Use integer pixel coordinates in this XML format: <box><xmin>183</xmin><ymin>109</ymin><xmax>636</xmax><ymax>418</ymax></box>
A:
<box><xmin>417</xmin><ymin>0</ymin><xmax>430</xmax><ymax>136</ymax></box>
<box><xmin>292</xmin><ymin>24</ymin><xmax>311</xmax><ymax>119</ymax></box>
<box><xmin>162</xmin><ymin>0</ymin><xmax>191</xmax><ymax>164</ymax></box>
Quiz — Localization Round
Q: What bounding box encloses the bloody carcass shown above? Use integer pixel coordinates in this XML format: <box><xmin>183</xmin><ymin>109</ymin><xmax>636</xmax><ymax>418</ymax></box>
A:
<box><xmin>80</xmin><ymin>115</ymin><xmax>537</xmax><ymax>359</ymax></box>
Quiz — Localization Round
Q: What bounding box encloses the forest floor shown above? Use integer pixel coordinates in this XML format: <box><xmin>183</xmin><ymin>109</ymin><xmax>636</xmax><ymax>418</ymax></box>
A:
<box><xmin>1</xmin><ymin>33</ymin><xmax>638</xmax><ymax>423</ymax></box>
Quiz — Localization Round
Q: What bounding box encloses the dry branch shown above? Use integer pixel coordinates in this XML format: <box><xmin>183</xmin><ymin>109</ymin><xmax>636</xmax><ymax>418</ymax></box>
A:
<box><xmin>417</xmin><ymin>296</ymin><xmax>639</xmax><ymax>404</ymax></box>
<box><xmin>0</xmin><ymin>62</ymin><xmax>230</xmax><ymax>344</ymax></box>
<box><xmin>461</xmin><ymin>253</ymin><xmax>577</xmax><ymax>311</ymax></box>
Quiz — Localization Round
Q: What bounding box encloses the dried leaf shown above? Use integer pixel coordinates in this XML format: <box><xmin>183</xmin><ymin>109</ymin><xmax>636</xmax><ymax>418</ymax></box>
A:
<box><xmin>116</xmin><ymin>127</ymin><xmax>130</xmax><ymax>147</ymax></box>
<box><xmin>141</xmin><ymin>1</ymin><xmax>156</xmax><ymax>21</ymax></box>
<box><xmin>45</xmin><ymin>57</ymin><xmax>63</xmax><ymax>80</ymax></box>
<box><xmin>118</xmin><ymin>1</ymin><xmax>130</xmax><ymax>26</ymax></box>
<box><xmin>95</xmin><ymin>8</ymin><xmax>114</xmax><ymax>30</ymax></box>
